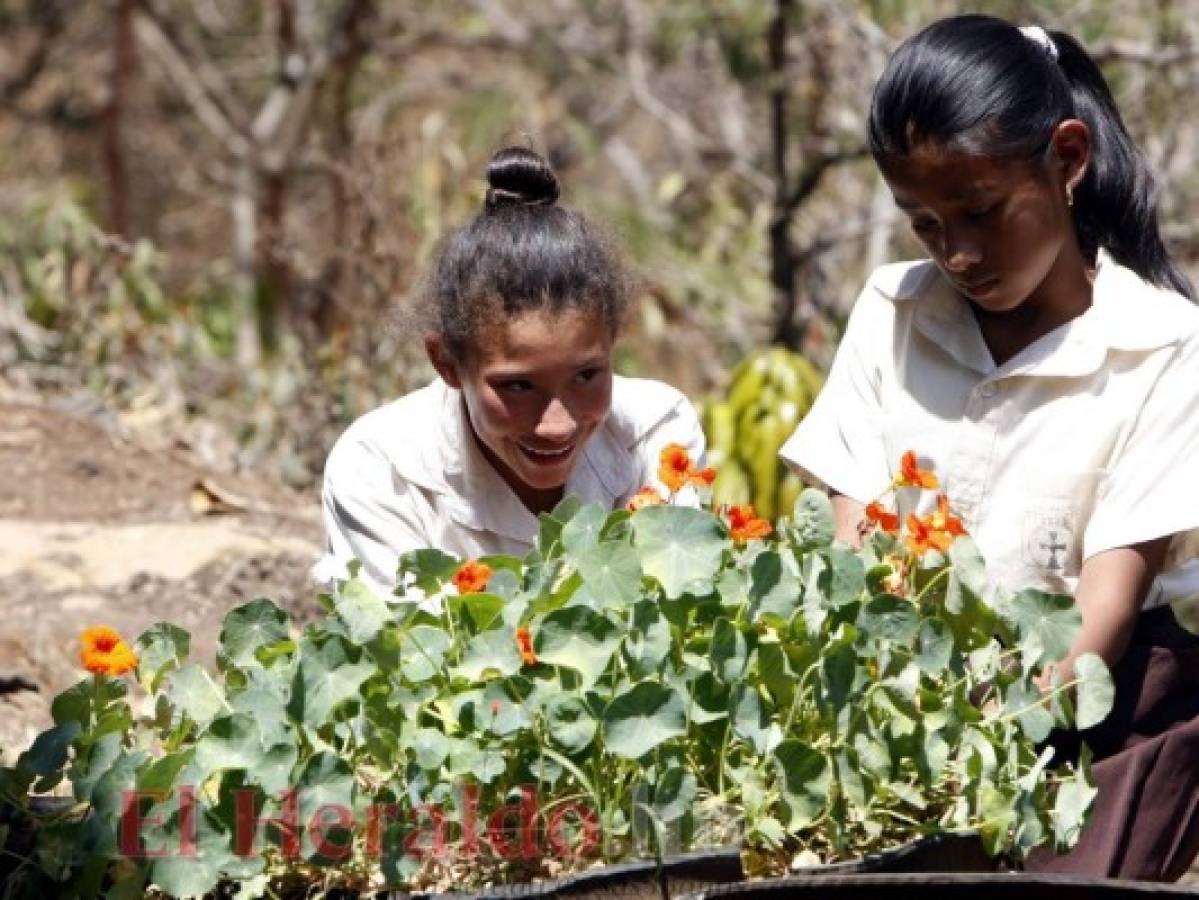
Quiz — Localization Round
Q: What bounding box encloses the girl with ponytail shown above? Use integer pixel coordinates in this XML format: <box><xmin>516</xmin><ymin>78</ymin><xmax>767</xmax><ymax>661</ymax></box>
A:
<box><xmin>782</xmin><ymin>14</ymin><xmax>1199</xmax><ymax>879</ymax></box>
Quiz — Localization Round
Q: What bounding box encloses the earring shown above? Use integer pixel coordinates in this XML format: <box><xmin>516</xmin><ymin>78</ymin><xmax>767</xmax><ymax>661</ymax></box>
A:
<box><xmin>1066</xmin><ymin>185</ymin><xmax>1074</xmax><ymax>208</ymax></box>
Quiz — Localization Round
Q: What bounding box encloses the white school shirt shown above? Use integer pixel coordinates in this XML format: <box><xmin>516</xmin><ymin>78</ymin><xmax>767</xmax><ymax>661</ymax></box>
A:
<box><xmin>315</xmin><ymin>375</ymin><xmax>705</xmax><ymax>597</ymax></box>
<box><xmin>780</xmin><ymin>252</ymin><xmax>1199</xmax><ymax>608</ymax></box>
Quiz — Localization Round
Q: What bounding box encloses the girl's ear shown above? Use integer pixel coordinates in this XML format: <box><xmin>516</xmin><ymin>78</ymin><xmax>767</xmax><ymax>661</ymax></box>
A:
<box><xmin>425</xmin><ymin>334</ymin><xmax>463</xmax><ymax>390</ymax></box>
<box><xmin>1051</xmin><ymin>119</ymin><xmax>1091</xmax><ymax>198</ymax></box>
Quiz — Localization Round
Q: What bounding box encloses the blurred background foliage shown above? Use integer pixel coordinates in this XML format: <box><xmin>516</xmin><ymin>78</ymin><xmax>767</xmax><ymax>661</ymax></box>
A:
<box><xmin>1</xmin><ymin>0</ymin><xmax>1197</xmax><ymax>490</ymax></box>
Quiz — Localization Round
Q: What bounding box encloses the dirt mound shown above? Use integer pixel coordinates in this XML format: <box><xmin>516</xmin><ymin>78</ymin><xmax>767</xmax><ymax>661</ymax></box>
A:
<box><xmin>0</xmin><ymin>403</ymin><xmax>325</xmax><ymax>760</ymax></box>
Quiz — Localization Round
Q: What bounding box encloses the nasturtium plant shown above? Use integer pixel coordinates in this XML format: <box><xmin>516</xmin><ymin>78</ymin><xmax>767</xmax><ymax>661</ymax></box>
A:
<box><xmin>0</xmin><ymin>449</ymin><xmax>1114</xmax><ymax>898</ymax></box>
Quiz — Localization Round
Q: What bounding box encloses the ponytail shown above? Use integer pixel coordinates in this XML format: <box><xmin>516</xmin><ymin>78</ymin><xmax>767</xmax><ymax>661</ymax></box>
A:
<box><xmin>1049</xmin><ymin>30</ymin><xmax>1194</xmax><ymax>299</ymax></box>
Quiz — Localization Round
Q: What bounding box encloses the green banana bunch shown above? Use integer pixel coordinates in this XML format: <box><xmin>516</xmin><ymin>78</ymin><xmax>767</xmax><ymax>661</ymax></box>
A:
<box><xmin>700</xmin><ymin>348</ymin><xmax>823</xmax><ymax>522</ymax></box>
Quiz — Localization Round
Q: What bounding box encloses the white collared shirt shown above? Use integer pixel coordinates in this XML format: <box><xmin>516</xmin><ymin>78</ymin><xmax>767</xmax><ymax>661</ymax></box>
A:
<box><xmin>781</xmin><ymin>253</ymin><xmax>1199</xmax><ymax>608</ymax></box>
<box><xmin>315</xmin><ymin>375</ymin><xmax>705</xmax><ymax>596</ymax></box>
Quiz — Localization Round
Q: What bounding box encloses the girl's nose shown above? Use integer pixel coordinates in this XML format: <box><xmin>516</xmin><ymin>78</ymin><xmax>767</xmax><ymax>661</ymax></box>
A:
<box><xmin>535</xmin><ymin>397</ymin><xmax>577</xmax><ymax>441</ymax></box>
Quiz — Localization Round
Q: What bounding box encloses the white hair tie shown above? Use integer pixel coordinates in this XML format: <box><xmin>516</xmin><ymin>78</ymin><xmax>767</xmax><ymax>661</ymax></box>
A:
<box><xmin>1018</xmin><ymin>25</ymin><xmax>1059</xmax><ymax>62</ymax></box>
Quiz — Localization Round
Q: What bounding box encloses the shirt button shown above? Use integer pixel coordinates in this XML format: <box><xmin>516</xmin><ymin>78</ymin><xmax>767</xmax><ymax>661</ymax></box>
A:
<box><xmin>978</xmin><ymin>383</ymin><xmax>996</xmax><ymax>398</ymax></box>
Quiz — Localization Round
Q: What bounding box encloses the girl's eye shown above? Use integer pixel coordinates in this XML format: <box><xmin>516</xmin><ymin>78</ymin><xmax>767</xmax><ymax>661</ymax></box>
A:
<box><xmin>575</xmin><ymin>367</ymin><xmax>602</xmax><ymax>384</ymax></box>
<box><xmin>500</xmin><ymin>379</ymin><xmax>534</xmax><ymax>394</ymax></box>
<box><xmin>966</xmin><ymin>203</ymin><xmax>998</xmax><ymax>221</ymax></box>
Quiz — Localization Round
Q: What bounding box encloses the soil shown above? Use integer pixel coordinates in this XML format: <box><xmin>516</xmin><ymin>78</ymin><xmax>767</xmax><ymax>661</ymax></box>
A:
<box><xmin>0</xmin><ymin>402</ymin><xmax>325</xmax><ymax>760</ymax></box>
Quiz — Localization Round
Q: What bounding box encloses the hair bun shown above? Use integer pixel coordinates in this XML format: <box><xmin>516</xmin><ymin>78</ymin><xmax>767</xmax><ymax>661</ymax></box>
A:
<box><xmin>485</xmin><ymin>146</ymin><xmax>560</xmax><ymax>210</ymax></box>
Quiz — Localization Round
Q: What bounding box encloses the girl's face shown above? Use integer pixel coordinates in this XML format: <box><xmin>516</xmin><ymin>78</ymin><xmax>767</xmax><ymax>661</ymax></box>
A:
<box><xmin>431</xmin><ymin>308</ymin><xmax>614</xmax><ymax>512</ymax></box>
<box><xmin>878</xmin><ymin>123</ymin><xmax>1089</xmax><ymax>315</ymax></box>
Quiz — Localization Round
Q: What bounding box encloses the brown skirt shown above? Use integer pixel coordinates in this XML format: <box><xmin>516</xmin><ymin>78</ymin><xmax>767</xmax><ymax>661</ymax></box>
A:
<box><xmin>1024</xmin><ymin>606</ymin><xmax>1199</xmax><ymax>881</ymax></box>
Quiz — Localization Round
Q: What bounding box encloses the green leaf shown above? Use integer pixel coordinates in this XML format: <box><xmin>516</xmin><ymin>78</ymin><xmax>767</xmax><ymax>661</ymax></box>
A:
<box><xmin>228</xmin><ymin>689</ymin><xmax>291</xmax><ymax>748</ymax></box>
<box><xmin>398</xmin><ymin>549</ymin><xmax>459</xmax><ymax>593</ymax></box>
<box><xmin>649</xmin><ymin>767</ymin><xmax>698</xmax><ymax>824</ymax></box>
<box><xmin>218</xmin><ymin>599</ymin><xmax>290</xmax><ymax>671</ymax></box>
<box><xmin>165</xmin><ymin>663</ymin><xmax>227</xmax><ymax>730</ymax></box>
<box><xmin>17</xmin><ymin>722</ymin><xmax>80</xmax><ymax>776</ymax></box>
<box><xmin>602</xmin><ymin>683</ymin><xmax>687</xmax><ymax>759</ymax></box>
<box><xmin>773</xmin><ymin>741</ymin><xmax>831</xmax><ymax>828</ymax></box>
<box><xmin>544</xmin><ymin>695</ymin><xmax>598</xmax><ymax>754</ymax></box>
<box><xmin>454</xmin><ymin>629</ymin><xmax>522</xmax><ymax>681</ymax></box>
<box><xmin>977</xmin><ymin>781</ymin><xmax>1019</xmax><ymax>856</ymax></box>
<box><xmin>857</xmin><ymin>595</ymin><xmax>920</xmax><ymax>644</ymax></box>
<box><xmin>1052</xmin><ymin>749</ymin><xmax>1097</xmax><ymax>850</ymax></box>
<box><xmin>193</xmin><ymin>714</ymin><xmax>269</xmax><ymax>780</ymax></box>
<box><xmin>334</xmin><ymin>577</ymin><xmax>392</xmax><ymax>645</ymax></box>
<box><xmin>946</xmin><ymin>536</ymin><xmax>988</xmax><ymax>613</ymax></box>
<box><xmin>632</xmin><ymin>506</ymin><xmax>730</xmax><ymax>599</ymax></box>
<box><xmin>1003</xmin><ymin>680</ymin><xmax>1055</xmax><ymax>743</ymax></box>
<box><xmin>916</xmin><ymin>618</ymin><xmax>954</xmax><ymax>675</ymax></box>
<box><xmin>1004</xmin><ymin>589</ymin><xmax>1081</xmax><ymax>669</ymax></box>
<box><xmin>561</xmin><ymin>503</ymin><xmax>606</xmax><ymax>557</ymax></box>
<box><xmin>539</xmin><ymin>496</ymin><xmax>584</xmax><ymax>554</ymax></box>
<box><xmin>398</xmin><ymin>625</ymin><xmax>452</xmax><ymax>683</ymax></box>
<box><xmin>410</xmin><ymin>727</ymin><xmax>451</xmax><ymax>771</ymax></box>
<box><xmin>711</xmin><ymin>618</ymin><xmax>751</xmax><ymax>682</ymax></box>
<box><xmin>688</xmin><ymin>672</ymin><xmax>730</xmax><ymax>724</ymax></box>
<box><xmin>731</xmin><ymin>684</ymin><xmax>781</xmax><ymax>755</ymax></box>
<box><xmin>294</xmin><ymin>751</ymin><xmax>356</xmax><ymax>861</ymax></box>
<box><xmin>748</xmin><ymin>551</ymin><xmax>801</xmax><ymax>623</ymax></box>
<box><xmin>576</xmin><ymin>540</ymin><xmax>643</xmax><ymax>610</ymax></box>
<box><xmin>820</xmin><ymin>546</ymin><xmax>866</xmax><ymax>607</ymax></box>
<box><xmin>135</xmin><ymin>623</ymin><xmax>190</xmax><ymax>692</ymax></box>
<box><xmin>624</xmin><ymin>601</ymin><xmax>673</xmax><ymax>677</ymax></box>
<box><xmin>1073</xmin><ymin>652</ymin><xmax>1114</xmax><ymax>730</ymax></box>
<box><xmin>289</xmin><ymin>637</ymin><xmax>374</xmax><ymax>725</ymax></box>
<box><xmin>149</xmin><ymin>809</ymin><xmax>258</xmax><ymax>900</ymax></box>
<box><xmin>447</xmin><ymin>592</ymin><xmax>506</xmax><ymax>634</ymax></box>
<box><xmin>535</xmin><ymin>607</ymin><xmax>622</xmax><ymax>688</ymax></box>
<box><xmin>791</xmin><ymin>489</ymin><xmax>835</xmax><ymax>550</ymax></box>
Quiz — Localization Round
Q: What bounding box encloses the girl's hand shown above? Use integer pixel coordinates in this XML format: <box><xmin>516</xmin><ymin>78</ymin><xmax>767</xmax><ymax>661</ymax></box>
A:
<box><xmin>1058</xmin><ymin>536</ymin><xmax>1172</xmax><ymax>682</ymax></box>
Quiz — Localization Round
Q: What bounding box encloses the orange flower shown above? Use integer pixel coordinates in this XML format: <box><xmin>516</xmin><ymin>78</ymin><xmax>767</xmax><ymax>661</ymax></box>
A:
<box><xmin>903</xmin><ymin>512</ymin><xmax>956</xmax><ymax>555</ymax></box>
<box><xmin>893</xmin><ymin>450</ymin><xmax>939</xmax><ymax>490</ymax></box>
<box><xmin>864</xmin><ymin>501</ymin><xmax>900</xmax><ymax>533</ymax></box>
<box><xmin>515</xmin><ymin>627</ymin><xmax>537</xmax><ymax>666</ymax></box>
<box><xmin>692</xmin><ymin>467</ymin><xmax>718</xmax><ymax>487</ymax></box>
<box><xmin>453</xmin><ymin>560</ymin><xmax>492</xmax><ymax>594</ymax></box>
<box><xmin>928</xmin><ymin>494</ymin><xmax>967</xmax><ymax>537</ymax></box>
<box><xmin>626</xmin><ymin>486</ymin><xmax>665</xmax><ymax>512</ymax></box>
<box><xmin>658</xmin><ymin>443</ymin><xmax>694</xmax><ymax>493</ymax></box>
<box><xmin>725</xmin><ymin>504</ymin><xmax>773</xmax><ymax>544</ymax></box>
<box><xmin>79</xmin><ymin>625</ymin><xmax>138</xmax><ymax>677</ymax></box>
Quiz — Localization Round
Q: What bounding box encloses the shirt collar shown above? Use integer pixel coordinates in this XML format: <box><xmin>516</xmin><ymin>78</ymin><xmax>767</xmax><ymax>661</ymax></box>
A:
<box><xmin>885</xmin><ymin>252</ymin><xmax>1189</xmax><ymax>380</ymax></box>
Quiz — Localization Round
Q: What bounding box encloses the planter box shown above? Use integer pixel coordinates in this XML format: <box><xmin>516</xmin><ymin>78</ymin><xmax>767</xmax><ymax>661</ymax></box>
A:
<box><xmin>676</xmin><ymin>873</ymin><xmax>1199</xmax><ymax>900</ymax></box>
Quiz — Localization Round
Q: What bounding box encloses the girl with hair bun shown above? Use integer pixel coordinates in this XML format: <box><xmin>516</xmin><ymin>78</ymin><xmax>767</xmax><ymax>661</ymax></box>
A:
<box><xmin>781</xmin><ymin>14</ymin><xmax>1199</xmax><ymax>879</ymax></box>
<box><xmin>317</xmin><ymin>146</ymin><xmax>704</xmax><ymax>593</ymax></box>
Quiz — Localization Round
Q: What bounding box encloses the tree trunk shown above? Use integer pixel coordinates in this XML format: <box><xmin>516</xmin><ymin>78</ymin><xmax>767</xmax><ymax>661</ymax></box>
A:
<box><xmin>103</xmin><ymin>0</ymin><xmax>137</xmax><ymax>237</ymax></box>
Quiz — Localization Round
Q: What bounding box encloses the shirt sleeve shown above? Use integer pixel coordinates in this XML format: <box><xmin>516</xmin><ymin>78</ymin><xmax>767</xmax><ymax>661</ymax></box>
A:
<box><xmin>778</xmin><ymin>278</ymin><xmax>893</xmax><ymax>504</ymax></box>
<box><xmin>1085</xmin><ymin>338</ymin><xmax>1199</xmax><ymax>562</ymax></box>
<box><xmin>314</xmin><ymin>432</ymin><xmax>430</xmax><ymax>598</ymax></box>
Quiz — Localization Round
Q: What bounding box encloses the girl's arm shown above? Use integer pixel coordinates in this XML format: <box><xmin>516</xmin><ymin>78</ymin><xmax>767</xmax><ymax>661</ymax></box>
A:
<box><xmin>831</xmin><ymin>492</ymin><xmax>867</xmax><ymax>548</ymax></box>
<box><xmin>1048</xmin><ymin>536</ymin><xmax>1171</xmax><ymax>685</ymax></box>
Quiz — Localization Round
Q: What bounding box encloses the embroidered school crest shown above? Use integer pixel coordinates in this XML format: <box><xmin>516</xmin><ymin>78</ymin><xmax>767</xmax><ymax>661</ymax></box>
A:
<box><xmin>1022</xmin><ymin>507</ymin><xmax>1078</xmax><ymax>576</ymax></box>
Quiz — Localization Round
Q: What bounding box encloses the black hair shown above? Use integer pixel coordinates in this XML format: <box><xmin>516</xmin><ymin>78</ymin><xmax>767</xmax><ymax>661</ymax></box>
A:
<box><xmin>427</xmin><ymin>146</ymin><xmax>631</xmax><ymax>362</ymax></box>
<box><xmin>868</xmin><ymin>14</ymin><xmax>1195</xmax><ymax>300</ymax></box>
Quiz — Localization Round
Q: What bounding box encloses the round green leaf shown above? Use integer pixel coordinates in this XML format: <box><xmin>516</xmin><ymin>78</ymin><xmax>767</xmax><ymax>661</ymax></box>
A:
<box><xmin>535</xmin><ymin>607</ymin><xmax>622</xmax><ymax>688</ymax></box>
<box><xmin>289</xmin><ymin>636</ymin><xmax>374</xmax><ymax>725</ymax></box>
<box><xmin>544</xmin><ymin>694</ymin><xmax>598</xmax><ymax>754</ymax></box>
<box><xmin>1073</xmin><ymin>652</ymin><xmax>1114</xmax><ymax>730</ymax></box>
<box><xmin>1005</xmin><ymin>590</ymin><xmax>1081</xmax><ymax>669</ymax></box>
<box><xmin>791</xmin><ymin>488</ymin><xmax>835</xmax><ymax>550</ymax></box>
<box><xmin>602</xmin><ymin>682</ymin><xmax>687</xmax><ymax>759</ymax></box>
<box><xmin>773</xmin><ymin>740</ymin><xmax>831</xmax><ymax>828</ymax></box>
<box><xmin>398</xmin><ymin>625</ymin><xmax>452</xmax><ymax>683</ymax></box>
<box><xmin>857</xmin><ymin>595</ymin><xmax>920</xmax><ymax>645</ymax></box>
<box><xmin>711</xmin><ymin>618</ymin><xmax>751</xmax><ymax>683</ymax></box>
<box><xmin>218</xmin><ymin>599</ymin><xmax>290</xmax><ymax>671</ymax></box>
<box><xmin>334</xmin><ymin>577</ymin><xmax>391</xmax><ymax>645</ymax></box>
<box><xmin>455</xmin><ymin>629</ymin><xmax>522</xmax><ymax>681</ymax></box>
<box><xmin>576</xmin><ymin>540</ymin><xmax>643</xmax><ymax>610</ymax></box>
<box><xmin>135</xmin><ymin>623</ymin><xmax>190</xmax><ymax>692</ymax></box>
<box><xmin>165</xmin><ymin>662</ymin><xmax>227</xmax><ymax>730</ymax></box>
<box><xmin>632</xmin><ymin>506</ymin><xmax>730</xmax><ymax>599</ymax></box>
